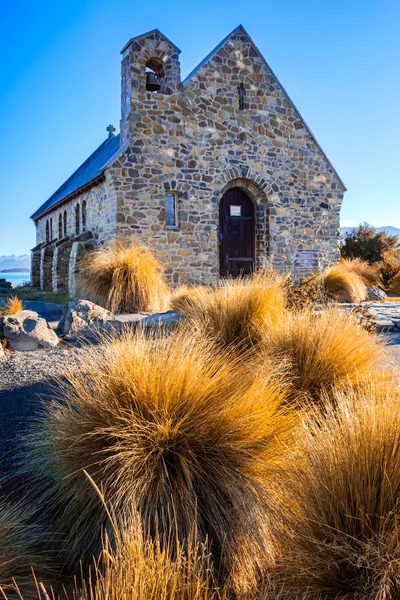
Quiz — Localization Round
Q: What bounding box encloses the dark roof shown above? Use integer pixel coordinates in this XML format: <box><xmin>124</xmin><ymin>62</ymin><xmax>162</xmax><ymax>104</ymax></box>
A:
<box><xmin>31</xmin><ymin>134</ymin><xmax>121</xmax><ymax>221</ymax></box>
<box><xmin>183</xmin><ymin>25</ymin><xmax>346</xmax><ymax>190</ymax></box>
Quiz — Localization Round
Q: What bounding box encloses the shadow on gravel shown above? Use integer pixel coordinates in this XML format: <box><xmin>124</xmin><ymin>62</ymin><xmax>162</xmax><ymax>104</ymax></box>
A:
<box><xmin>0</xmin><ymin>379</ymin><xmax>59</xmax><ymax>477</ymax></box>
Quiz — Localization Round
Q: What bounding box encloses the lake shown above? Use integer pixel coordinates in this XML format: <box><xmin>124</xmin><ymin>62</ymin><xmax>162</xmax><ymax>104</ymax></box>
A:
<box><xmin>0</xmin><ymin>272</ymin><xmax>31</xmax><ymax>288</ymax></box>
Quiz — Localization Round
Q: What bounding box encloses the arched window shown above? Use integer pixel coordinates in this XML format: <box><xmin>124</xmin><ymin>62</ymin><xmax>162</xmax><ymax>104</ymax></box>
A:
<box><xmin>82</xmin><ymin>200</ymin><xmax>87</xmax><ymax>232</ymax></box>
<box><xmin>45</xmin><ymin>220</ymin><xmax>50</xmax><ymax>243</ymax></box>
<box><xmin>145</xmin><ymin>57</ymin><xmax>165</xmax><ymax>93</ymax></box>
<box><xmin>58</xmin><ymin>214</ymin><xmax>63</xmax><ymax>239</ymax></box>
<box><xmin>75</xmin><ymin>204</ymin><xmax>80</xmax><ymax>236</ymax></box>
<box><xmin>63</xmin><ymin>211</ymin><xmax>67</xmax><ymax>237</ymax></box>
<box><xmin>50</xmin><ymin>218</ymin><xmax>53</xmax><ymax>240</ymax></box>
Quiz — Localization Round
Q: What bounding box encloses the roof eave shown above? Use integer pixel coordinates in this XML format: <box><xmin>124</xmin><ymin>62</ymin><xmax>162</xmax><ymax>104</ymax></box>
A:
<box><xmin>30</xmin><ymin>174</ymin><xmax>105</xmax><ymax>222</ymax></box>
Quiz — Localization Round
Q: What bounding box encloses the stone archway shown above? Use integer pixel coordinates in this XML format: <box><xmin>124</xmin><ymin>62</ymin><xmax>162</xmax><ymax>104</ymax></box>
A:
<box><xmin>68</xmin><ymin>242</ymin><xmax>88</xmax><ymax>298</ymax></box>
<box><xmin>31</xmin><ymin>248</ymin><xmax>41</xmax><ymax>288</ymax></box>
<box><xmin>40</xmin><ymin>244</ymin><xmax>55</xmax><ymax>291</ymax></box>
<box><xmin>54</xmin><ymin>240</ymin><xmax>73</xmax><ymax>294</ymax></box>
<box><xmin>219</xmin><ymin>187</ymin><xmax>255</xmax><ymax>277</ymax></box>
<box><xmin>214</xmin><ymin>175</ymin><xmax>272</xmax><ymax>272</ymax></box>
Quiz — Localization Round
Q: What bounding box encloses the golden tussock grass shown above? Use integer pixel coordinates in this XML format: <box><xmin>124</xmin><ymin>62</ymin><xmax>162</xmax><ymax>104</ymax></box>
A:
<box><xmin>169</xmin><ymin>285</ymin><xmax>213</xmax><ymax>315</ymax></box>
<box><xmin>388</xmin><ymin>271</ymin><xmax>400</xmax><ymax>295</ymax></box>
<box><xmin>70</xmin><ymin>511</ymin><xmax>228</xmax><ymax>600</ymax></box>
<box><xmin>0</xmin><ymin>296</ymin><xmax>23</xmax><ymax>317</ymax></box>
<box><xmin>322</xmin><ymin>263</ymin><xmax>368</xmax><ymax>303</ymax></box>
<box><xmin>77</xmin><ymin>241</ymin><xmax>170</xmax><ymax>313</ymax></box>
<box><xmin>0</xmin><ymin>500</ymin><xmax>44</xmax><ymax>598</ymax></box>
<box><xmin>176</xmin><ymin>272</ymin><xmax>287</xmax><ymax>353</ymax></box>
<box><xmin>340</xmin><ymin>257</ymin><xmax>382</xmax><ymax>286</ymax></box>
<box><xmin>24</xmin><ymin>328</ymin><xmax>296</xmax><ymax>582</ymax></box>
<box><xmin>5</xmin><ymin>514</ymin><xmax>228</xmax><ymax>600</ymax></box>
<box><xmin>259</xmin><ymin>308</ymin><xmax>385</xmax><ymax>407</ymax></box>
<box><xmin>268</xmin><ymin>382</ymin><xmax>400</xmax><ymax>600</ymax></box>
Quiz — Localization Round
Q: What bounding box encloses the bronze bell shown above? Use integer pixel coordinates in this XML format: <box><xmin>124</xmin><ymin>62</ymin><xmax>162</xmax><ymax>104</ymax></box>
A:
<box><xmin>146</xmin><ymin>72</ymin><xmax>160</xmax><ymax>92</ymax></box>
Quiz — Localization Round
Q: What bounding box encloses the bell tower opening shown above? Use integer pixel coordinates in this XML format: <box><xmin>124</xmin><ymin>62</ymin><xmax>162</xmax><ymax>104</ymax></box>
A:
<box><xmin>145</xmin><ymin>57</ymin><xmax>165</xmax><ymax>93</ymax></box>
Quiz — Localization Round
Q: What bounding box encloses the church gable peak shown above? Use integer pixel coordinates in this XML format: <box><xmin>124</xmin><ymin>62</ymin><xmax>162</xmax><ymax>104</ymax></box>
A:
<box><xmin>121</xmin><ymin>29</ymin><xmax>181</xmax><ymax>56</ymax></box>
<box><xmin>183</xmin><ymin>25</ymin><xmax>346</xmax><ymax>191</ymax></box>
<box><xmin>182</xmin><ymin>25</ymin><xmax>256</xmax><ymax>84</ymax></box>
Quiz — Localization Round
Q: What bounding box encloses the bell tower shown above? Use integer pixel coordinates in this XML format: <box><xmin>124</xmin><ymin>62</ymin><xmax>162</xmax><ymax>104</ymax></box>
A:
<box><xmin>120</xmin><ymin>29</ymin><xmax>182</xmax><ymax>143</ymax></box>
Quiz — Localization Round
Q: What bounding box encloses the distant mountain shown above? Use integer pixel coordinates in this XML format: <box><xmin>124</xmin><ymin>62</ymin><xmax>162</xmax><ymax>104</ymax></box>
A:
<box><xmin>341</xmin><ymin>226</ymin><xmax>400</xmax><ymax>239</ymax></box>
<box><xmin>0</xmin><ymin>255</ymin><xmax>30</xmax><ymax>271</ymax></box>
<box><xmin>0</xmin><ymin>268</ymin><xmax>30</xmax><ymax>273</ymax></box>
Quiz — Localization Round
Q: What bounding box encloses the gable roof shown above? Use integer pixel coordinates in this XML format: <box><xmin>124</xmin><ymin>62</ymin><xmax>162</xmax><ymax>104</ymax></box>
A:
<box><xmin>183</xmin><ymin>25</ymin><xmax>346</xmax><ymax>190</ymax></box>
<box><xmin>121</xmin><ymin>29</ymin><xmax>181</xmax><ymax>55</ymax></box>
<box><xmin>30</xmin><ymin>134</ymin><xmax>121</xmax><ymax>221</ymax></box>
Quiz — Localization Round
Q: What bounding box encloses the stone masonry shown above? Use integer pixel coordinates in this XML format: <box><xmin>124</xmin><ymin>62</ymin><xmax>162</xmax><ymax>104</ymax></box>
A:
<box><xmin>31</xmin><ymin>25</ymin><xmax>345</xmax><ymax>294</ymax></box>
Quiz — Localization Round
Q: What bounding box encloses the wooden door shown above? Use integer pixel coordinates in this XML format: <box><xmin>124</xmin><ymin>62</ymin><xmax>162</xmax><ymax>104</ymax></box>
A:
<box><xmin>219</xmin><ymin>188</ymin><xmax>255</xmax><ymax>277</ymax></box>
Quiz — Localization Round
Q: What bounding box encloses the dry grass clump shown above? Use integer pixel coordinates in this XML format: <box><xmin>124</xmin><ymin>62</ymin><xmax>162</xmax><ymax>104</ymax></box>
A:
<box><xmin>0</xmin><ymin>296</ymin><xmax>23</xmax><ymax>317</ymax></box>
<box><xmin>78</xmin><ymin>241</ymin><xmax>170</xmax><ymax>313</ymax></box>
<box><xmin>8</xmin><ymin>517</ymin><xmax>227</xmax><ymax>600</ymax></box>
<box><xmin>177</xmin><ymin>272</ymin><xmax>287</xmax><ymax>353</ymax></box>
<box><xmin>260</xmin><ymin>308</ymin><xmax>385</xmax><ymax>407</ymax></box>
<box><xmin>322</xmin><ymin>263</ymin><xmax>367</xmax><ymax>303</ymax></box>
<box><xmin>340</xmin><ymin>257</ymin><xmax>381</xmax><ymax>285</ymax></box>
<box><xmin>25</xmin><ymin>328</ymin><xmax>295</xmax><ymax>580</ymax></box>
<box><xmin>71</xmin><ymin>514</ymin><xmax>227</xmax><ymax>600</ymax></box>
<box><xmin>170</xmin><ymin>285</ymin><xmax>213</xmax><ymax>314</ymax></box>
<box><xmin>269</xmin><ymin>382</ymin><xmax>400</xmax><ymax>599</ymax></box>
<box><xmin>388</xmin><ymin>271</ymin><xmax>400</xmax><ymax>295</ymax></box>
<box><xmin>285</xmin><ymin>276</ymin><xmax>332</xmax><ymax>311</ymax></box>
<box><xmin>0</xmin><ymin>501</ymin><xmax>42</xmax><ymax>597</ymax></box>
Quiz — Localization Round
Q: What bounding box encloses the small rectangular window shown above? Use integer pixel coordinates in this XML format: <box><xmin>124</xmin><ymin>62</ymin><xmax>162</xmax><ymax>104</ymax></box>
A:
<box><xmin>165</xmin><ymin>193</ymin><xmax>178</xmax><ymax>228</ymax></box>
<box><xmin>230</xmin><ymin>205</ymin><xmax>242</xmax><ymax>217</ymax></box>
<box><xmin>238</xmin><ymin>83</ymin><xmax>245</xmax><ymax>110</ymax></box>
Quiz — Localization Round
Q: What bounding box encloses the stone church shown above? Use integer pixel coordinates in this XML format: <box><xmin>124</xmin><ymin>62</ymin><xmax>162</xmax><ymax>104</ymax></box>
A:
<box><xmin>30</xmin><ymin>25</ymin><xmax>345</xmax><ymax>295</ymax></box>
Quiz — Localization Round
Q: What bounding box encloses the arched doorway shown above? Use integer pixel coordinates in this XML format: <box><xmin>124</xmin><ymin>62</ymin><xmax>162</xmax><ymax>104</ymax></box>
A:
<box><xmin>219</xmin><ymin>187</ymin><xmax>255</xmax><ymax>277</ymax></box>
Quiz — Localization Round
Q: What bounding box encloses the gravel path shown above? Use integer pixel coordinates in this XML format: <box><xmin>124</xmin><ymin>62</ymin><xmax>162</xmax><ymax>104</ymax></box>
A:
<box><xmin>0</xmin><ymin>344</ymin><xmax>89</xmax><ymax>475</ymax></box>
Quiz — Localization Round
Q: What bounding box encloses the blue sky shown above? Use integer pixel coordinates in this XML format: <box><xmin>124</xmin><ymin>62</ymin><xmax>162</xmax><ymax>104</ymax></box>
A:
<box><xmin>0</xmin><ymin>0</ymin><xmax>399</xmax><ymax>255</ymax></box>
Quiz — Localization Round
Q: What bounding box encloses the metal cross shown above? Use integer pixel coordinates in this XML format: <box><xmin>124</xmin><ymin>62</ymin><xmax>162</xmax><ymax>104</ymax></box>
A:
<box><xmin>107</xmin><ymin>124</ymin><xmax>116</xmax><ymax>138</ymax></box>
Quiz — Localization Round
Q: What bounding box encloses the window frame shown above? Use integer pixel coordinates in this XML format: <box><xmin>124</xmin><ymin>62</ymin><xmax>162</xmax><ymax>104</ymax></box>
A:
<box><xmin>58</xmin><ymin>213</ymin><xmax>63</xmax><ymax>239</ymax></box>
<box><xmin>75</xmin><ymin>204</ymin><xmax>80</xmax><ymax>236</ymax></box>
<box><xmin>165</xmin><ymin>192</ymin><xmax>179</xmax><ymax>230</ymax></box>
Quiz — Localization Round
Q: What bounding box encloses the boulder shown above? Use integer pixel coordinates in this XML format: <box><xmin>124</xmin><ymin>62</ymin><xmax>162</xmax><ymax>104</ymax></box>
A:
<box><xmin>60</xmin><ymin>300</ymin><xmax>114</xmax><ymax>339</ymax></box>
<box><xmin>0</xmin><ymin>344</ymin><xmax>4</xmax><ymax>358</ymax></box>
<box><xmin>2</xmin><ymin>310</ymin><xmax>59</xmax><ymax>351</ymax></box>
<box><xmin>367</xmin><ymin>286</ymin><xmax>387</xmax><ymax>301</ymax></box>
<box><xmin>373</xmin><ymin>319</ymin><xmax>395</xmax><ymax>332</ymax></box>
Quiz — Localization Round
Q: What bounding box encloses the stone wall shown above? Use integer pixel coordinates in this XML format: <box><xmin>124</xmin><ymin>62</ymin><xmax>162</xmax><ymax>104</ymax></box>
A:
<box><xmin>31</xmin><ymin>27</ymin><xmax>345</xmax><ymax>293</ymax></box>
<box><xmin>111</xmin><ymin>28</ymin><xmax>344</xmax><ymax>286</ymax></box>
<box><xmin>35</xmin><ymin>175</ymin><xmax>117</xmax><ymax>248</ymax></box>
<box><xmin>33</xmin><ymin>173</ymin><xmax>117</xmax><ymax>294</ymax></box>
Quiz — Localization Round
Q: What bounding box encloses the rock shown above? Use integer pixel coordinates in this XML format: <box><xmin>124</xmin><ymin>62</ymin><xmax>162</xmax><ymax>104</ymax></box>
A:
<box><xmin>0</xmin><ymin>344</ymin><xmax>4</xmax><ymax>358</ymax></box>
<box><xmin>0</xmin><ymin>279</ymin><xmax>13</xmax><ymax>289</ymax></box>
<box><xmin>2</xmin><ymin>310</ymin><xmax>59</xmax><ymax>351</ymax></box>
<box><xmin>367</xmin><ymin>286</ymin><xmax>387</xmax><ymax>301</ymax></box>
<box><xmin>23</xmin><ymin>301</ymin><xmax>63</xmax><ymax>322</ymax></box>
<box><xmin>373</xmin><ymin>319</ymin><xmax>395</xmax><ymax>333</ymax></box>
<box><xmin>61</xmin><ymin>300</ymin><xmax>114</xmax><ymax>339</ymax></box>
